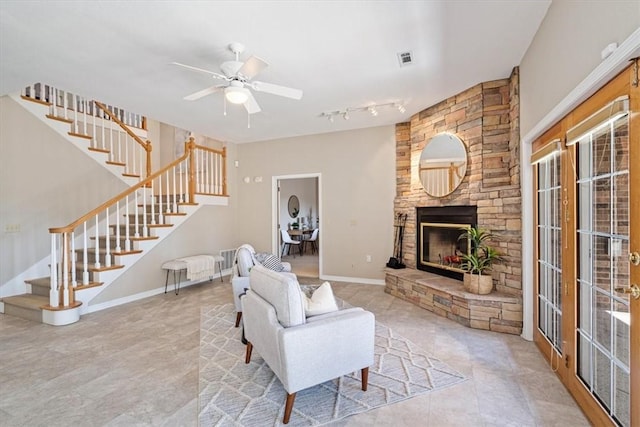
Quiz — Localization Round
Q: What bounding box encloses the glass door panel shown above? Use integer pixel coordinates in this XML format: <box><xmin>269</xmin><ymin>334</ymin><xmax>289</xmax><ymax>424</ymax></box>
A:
<box><xmin>576</xmin><ymin>114</ymin><xmax>630</xmax><ymax>426</ymax></box>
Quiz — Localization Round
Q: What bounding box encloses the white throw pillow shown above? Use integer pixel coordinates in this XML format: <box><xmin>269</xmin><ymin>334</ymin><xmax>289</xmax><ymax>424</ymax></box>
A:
<box><xmin>303</xmin><ymin>282</ymin><xmax>339</xmax><ymax>317</ymax></box>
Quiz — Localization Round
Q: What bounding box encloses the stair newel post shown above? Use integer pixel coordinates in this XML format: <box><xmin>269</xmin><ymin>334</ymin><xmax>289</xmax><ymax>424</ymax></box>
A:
<box><xmin>222</xmin><ymin>146</ymin><xmax>227</xmax><ymax>196</ymax></box>
<box><xmin>115</xmin><ymin>200</ymin><xmax>121</xmax><ymax>253</ymax></box>
<box><xmin>104</xmin><ymin>207</ymin><xmax>111</xmax><ymax>267</ymax></box>
<box><xmin>82</xmin><ymin>221</ymin><xmax>89</xmax><ymax>285</ymax></box>
<box><xmin>94</xmin><ymin>214</ymin><xmax>101</xmax><ymax>269</ymax></box>
<box><xmin>124</xmin><ymin>195</ymin><xmax>131</xmax><ymax>252</ymax></box>
<box><xmin>188</xmin><ymin>137</ymin><xmax>196</xmax><ymax>204</ymax></box>
<box><xmin>49</xmin><ymin>233</ymin><xmax>59</xmax><ymax>308</ymax></box>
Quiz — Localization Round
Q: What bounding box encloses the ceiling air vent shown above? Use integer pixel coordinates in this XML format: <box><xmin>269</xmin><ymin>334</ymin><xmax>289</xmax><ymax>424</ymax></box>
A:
<box><xmin>397</xmin><ymin>51</ymin><xmax>413</xmax><ymax>67</ymax></box>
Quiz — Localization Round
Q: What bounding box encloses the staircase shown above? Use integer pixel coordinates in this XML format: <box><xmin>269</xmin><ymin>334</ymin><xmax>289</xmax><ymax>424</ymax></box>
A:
<box><xmin>0</xmin><ymin>84</ymin><xmax>228</xmax><ymax>325</ymax></box>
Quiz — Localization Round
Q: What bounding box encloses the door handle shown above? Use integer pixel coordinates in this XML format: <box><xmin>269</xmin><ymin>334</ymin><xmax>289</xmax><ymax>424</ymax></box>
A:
<box><xmin>630</xmin><ymin>252</ymin><xmax>640</xmax><ymax>266</ymax></box>
<box><xmin>614</xmin><ymin>284</ymin><xmax>640</xmax><ymax>300</ymax></box>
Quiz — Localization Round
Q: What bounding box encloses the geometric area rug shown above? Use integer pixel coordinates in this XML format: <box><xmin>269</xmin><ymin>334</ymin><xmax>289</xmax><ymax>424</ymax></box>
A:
<box><xmin>199</xmin><ymin>303</ymin><xmax>466</xmax><ymax>426</ymax></box>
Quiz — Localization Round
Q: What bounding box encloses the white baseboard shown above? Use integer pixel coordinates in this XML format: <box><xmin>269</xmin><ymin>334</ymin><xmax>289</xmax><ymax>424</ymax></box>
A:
<box><xmin>319</xmin><ymin>275</ymin><xmax>385</xmax><ymax>286</ymax></box>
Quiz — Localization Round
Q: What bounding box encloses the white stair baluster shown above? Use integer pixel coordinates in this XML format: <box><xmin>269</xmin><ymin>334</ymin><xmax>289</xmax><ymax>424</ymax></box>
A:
<box><xmin>172</xmin><ymin>166</ymin><xmax>178</xmax><ymax>212</ymax></box>
<box><xmin>165</xmin><ymin>170</ymin><xmax>171</xmax><ymax>214</ymax></box>
<box><xmin>73</xmin><ymin>94</ymin><xmax>78</xmax><ymax>133</ymax></box>
<box><xmin>115</xmin><ymin>200</ymin><xmax>121</xmax><ymax>252</ymax></box>
<box><xmin>82</xmin><ymin>97</ymin><xmax>88</xmax><ymax>136</ymax></box>
<box><xmin>70</xmin><ymin>231</ymin><xmax>77</xmax><ymax>287</ymax></box>
<box><xmin>158</xmin><ymin>175</ymin><xmax>164</xmax><ymax>224</ymax></box>
<box><xmin>142</xmin><ymin>185</ymin><xmax>148</xmax><ymax>237</ymax></box>
<box><xmin>150</xmin><ymin>180</ymin><xmax>156</xmax><ymax>225</ymax></box>
<box><xmin>82</xmin><ymin>221</ymin><xmax>89</xmax><ymax>285</ymax></box>
<box><xmin>101</xmin><ymin>108</ymin><xmax>106</xmax><ymax>151</ymax></box>
<box><xmin>104</xmin><ymin>207</ymin><xmax>111</xmax><ymax>267</ymax></box>
<box><xmin>134</xmin><ymin>190</ymin><xmax>140</xmax><ymax>238</ymax></box>
<box><xmin>62</xmin><ymin>232</ymin><xmax>69</xmax><ymax>306</ymax></box>
<box><xmin>50</xmin><ymin>234</ymin><xmax>59</xmax><ymax>307</ymax></box>
<box><xmin>63</xmin><ymin>91</ymin><xmax>69</xmax><ymax>120</ymax></box>
<box><xmin>94</xmin><ymin>214</ymin><xmax>101</xmax><ymax>268</ymax></box>
<box><xmin>124</xmin><ymin>194</ymin><xmax>131</xmax><ymax>252</ymax></box>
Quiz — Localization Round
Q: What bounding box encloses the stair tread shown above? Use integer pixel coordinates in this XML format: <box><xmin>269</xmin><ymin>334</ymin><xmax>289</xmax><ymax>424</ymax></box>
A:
<box><xmin>2</xmin><ymin>294</ymin><xmax>48</xmax><ymax>310</ymax></box>
<box><xmin>26</xmin><ymin>277</ymin><xmax>50</xmax><ymax>287</ymax></box>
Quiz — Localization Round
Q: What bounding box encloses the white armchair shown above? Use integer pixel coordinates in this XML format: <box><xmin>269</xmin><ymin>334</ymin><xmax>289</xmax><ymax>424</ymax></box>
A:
<box><xmin>231</xmin><ymin>244</ymin><xmax>294</xmax><ymax>327</ymax></box>
<box><xmin>242</xmin><ymin>265</ymin><xmax>375</xmax><ymax>424</ymax></box>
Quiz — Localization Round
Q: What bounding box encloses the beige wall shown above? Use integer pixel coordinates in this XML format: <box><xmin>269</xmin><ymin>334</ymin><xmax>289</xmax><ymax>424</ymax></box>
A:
<box><xmin>0</xmin><ymin>96</ymin><xmax>127</xmax><ymax>289</ymax></box>
<box><xmin>235</xmin><ymin>126</ymin><xmax>396</xmax><ymax>281</ymax></box>
<box><xmin>519</xmin><ymin>0</ymin><xmax>640</xmax><ymax>135</ymax></box>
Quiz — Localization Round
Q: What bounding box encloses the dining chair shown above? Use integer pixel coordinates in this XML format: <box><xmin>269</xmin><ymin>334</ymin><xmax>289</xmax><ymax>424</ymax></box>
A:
<box><xmin>303</xmin><ymin>228</ymin><xmax>319</xmax><ymax>254</ymax></box>
<box><xmin>281</xmin><ymin>229</ymin><xmax>302</xmax><ymax>257</ymax></box>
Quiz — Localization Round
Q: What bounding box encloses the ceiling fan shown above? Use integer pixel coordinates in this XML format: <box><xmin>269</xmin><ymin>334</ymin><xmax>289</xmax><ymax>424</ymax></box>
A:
<box><xmin>172</xmin><ymin>42</ymin><xmax>303</xmax><ymax>114</ymax></box>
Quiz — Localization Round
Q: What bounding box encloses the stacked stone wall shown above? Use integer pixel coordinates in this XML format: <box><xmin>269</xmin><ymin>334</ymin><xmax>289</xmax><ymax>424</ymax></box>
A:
<box><xmin>394</xmin><ymin>67</ymin><xmax>522</xmax><ymax>295</ymax></box>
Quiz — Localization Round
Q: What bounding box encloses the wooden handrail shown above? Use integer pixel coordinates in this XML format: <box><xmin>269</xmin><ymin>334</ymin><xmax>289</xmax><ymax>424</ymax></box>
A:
<box><xmin>49</xmin><ymin>150</ymin><xmax>189</xmax><ymax>234</ymax></box>
<box><xmin>94</xmin><ymin>101</ymin><xmax>152</xmax><ymax>176</ymax></box>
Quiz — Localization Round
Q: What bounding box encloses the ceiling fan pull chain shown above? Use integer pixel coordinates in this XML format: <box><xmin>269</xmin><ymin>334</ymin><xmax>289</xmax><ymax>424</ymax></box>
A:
<box><xmin>223</xmin><ymin>97</ymin><xmax>227</xmax><ymax>116</ymax></box>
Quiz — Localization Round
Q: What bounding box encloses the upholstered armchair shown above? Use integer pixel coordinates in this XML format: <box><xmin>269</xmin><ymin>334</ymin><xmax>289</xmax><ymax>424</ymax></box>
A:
<box><xmin>231</xmin><ymin>244</ymin><xmax>295</xmax><ymax>327</ymax></box>
<box><xmin>241</xmin><ymin>265</ymin><xmax>375</xmax><ymax>424</ymax></box>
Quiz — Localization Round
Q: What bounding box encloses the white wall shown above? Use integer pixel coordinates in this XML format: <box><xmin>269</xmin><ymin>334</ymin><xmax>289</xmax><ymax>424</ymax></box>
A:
<box><xmin>236</xmin><ymin>126</ymin><xmax>396</xmax><ymax>282</ymax></box>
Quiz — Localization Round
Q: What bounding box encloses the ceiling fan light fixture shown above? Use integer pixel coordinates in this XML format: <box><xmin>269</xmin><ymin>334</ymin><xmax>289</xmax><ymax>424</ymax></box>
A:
<box><xmin>224</xmin><ymin>86</ymin><xmax>249</xmax><ymax>104</ymax></box>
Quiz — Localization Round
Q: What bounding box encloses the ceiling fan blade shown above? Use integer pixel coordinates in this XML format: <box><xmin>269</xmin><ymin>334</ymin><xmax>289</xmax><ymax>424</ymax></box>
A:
<box><xmin>243</xmin><ymin>90</ymin><xmax>261</xmax><ymax>114</ymax></box>
<box><xmin>183</xmin><ymin>85</ymin><xmax>224</xmax><ymax>101</ymax></box>
<box><xmin>171</xmin><ymin>62</ymin><xmax>228</xmax><ymax>80</ymax></box>
<box><xmin>237</xmin><ymin>55</ymin><xmax>269</xmax><ymax>80</ymax></box>
<box><xmin>251</xmin><ymin>81</ymin><xmax>303</xmax><ymax>100</ymax></box>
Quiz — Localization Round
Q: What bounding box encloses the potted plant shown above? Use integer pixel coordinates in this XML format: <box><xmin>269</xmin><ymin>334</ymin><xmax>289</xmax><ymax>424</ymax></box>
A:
<box><xmin>458</xmin><ymin>226</ymin><xmax>502</xmax><ymax>294</ymax></box>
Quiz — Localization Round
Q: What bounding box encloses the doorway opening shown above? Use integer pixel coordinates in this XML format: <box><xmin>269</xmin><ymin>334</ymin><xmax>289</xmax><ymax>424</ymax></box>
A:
<box><xmin>272</xmin><ymin>173</ymin><xmax>321</xmax><ymax>278</ymax></box>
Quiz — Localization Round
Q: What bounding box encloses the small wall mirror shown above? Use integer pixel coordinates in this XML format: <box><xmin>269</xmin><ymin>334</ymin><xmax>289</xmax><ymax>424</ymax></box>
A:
<box><xmin>419</xmin><ymin>133</ymin><xmax>468</xmax><ymax>197</ymax></box>
<box><xmin>287</xmin><ymin>195</ymin><xmax>300</xmax><ymax>218</ymax></box>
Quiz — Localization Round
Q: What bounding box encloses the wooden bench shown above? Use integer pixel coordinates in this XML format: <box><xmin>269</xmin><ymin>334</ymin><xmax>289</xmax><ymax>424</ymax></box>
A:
<box><xmin>162</xmin><ymin>255</ymin><xmax>225</xmax><ymax>294</ymax></box>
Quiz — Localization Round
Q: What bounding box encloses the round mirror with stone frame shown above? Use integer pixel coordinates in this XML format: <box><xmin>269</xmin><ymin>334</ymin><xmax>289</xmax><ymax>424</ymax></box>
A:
<box><xmin>419</xmin><ymin>133</ymin><xmax>468</xmax><ymax>197</ymax></box>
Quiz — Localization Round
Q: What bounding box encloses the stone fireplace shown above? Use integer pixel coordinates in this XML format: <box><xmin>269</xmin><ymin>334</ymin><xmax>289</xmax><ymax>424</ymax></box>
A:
<box><xmin>416</xmin><ymin>205</ymin><xmax>477</xmax><ymax>280</ymax></box>
<box><xmin>385</xmin><ymin>68</ymin><xmax>523</xmax><ymax>335</ymax></box>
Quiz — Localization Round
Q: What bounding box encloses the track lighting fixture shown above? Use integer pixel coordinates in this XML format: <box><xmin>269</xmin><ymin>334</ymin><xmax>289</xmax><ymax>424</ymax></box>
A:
<box><xmin>319</xmin><ymin>101</ymin><xmax>407</xmax><ymax>123</ymax></box>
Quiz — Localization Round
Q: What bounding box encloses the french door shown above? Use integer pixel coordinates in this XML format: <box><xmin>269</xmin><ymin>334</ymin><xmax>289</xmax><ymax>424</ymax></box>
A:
<box><xmin>533</xmin><ymin>64</ymin><xmax>639</xmax><ymax>426</ymax></box>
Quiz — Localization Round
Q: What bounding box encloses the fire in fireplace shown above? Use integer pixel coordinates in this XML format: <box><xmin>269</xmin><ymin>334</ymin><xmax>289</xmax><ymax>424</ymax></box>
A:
<box><xmin>416</xmin><ymin>206</ymin><xmax>477</xmax><ymax>280</ymax></box>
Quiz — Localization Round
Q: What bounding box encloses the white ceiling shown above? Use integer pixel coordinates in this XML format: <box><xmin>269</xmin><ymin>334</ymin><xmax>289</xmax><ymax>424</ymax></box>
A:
<box><xmin>0</xmin><ymin>1</ymin><xmax>550</xmax><ymax>144</ymax></box>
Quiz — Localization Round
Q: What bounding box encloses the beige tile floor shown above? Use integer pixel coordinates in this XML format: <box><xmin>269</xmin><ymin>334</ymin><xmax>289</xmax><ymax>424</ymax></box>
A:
<box><xmin>0</xmin><ymin>277</ymin><xmax>589</xmax><ymax>426</ymax></box>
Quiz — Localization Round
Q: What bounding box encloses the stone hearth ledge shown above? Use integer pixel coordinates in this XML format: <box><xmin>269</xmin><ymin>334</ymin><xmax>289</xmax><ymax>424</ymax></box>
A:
<box><xmin>384</xmin><ymin>268</ymin><xmax>523</xmax><ymax>335</ymax></box>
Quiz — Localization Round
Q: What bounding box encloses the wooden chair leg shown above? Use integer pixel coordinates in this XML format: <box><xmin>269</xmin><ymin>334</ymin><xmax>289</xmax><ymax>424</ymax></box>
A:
<box><xmin>235</xmin><ymin>312</ymin><xmax>242</xmax><ymax>327</ymax></box>
<box><xmin>283</xmin><ymin>392</ymin><xmax>296</xmax><ymax>424</ymax></box>
<box><xmin>361</xmin><ymin>367</ymin><xmax>369</xmax><ymax>391</ymax></box>
<box><xmin>245</xmin><ymin>342</ymin><xmax>253</xmax><ymax>364</ymax></box>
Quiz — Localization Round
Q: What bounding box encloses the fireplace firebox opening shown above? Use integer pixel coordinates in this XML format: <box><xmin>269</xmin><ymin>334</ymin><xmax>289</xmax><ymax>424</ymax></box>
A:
<box><xmin>416</xmin><ymin>206</ymin><xmax>477</xmax><ymax>280</ymax></box>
